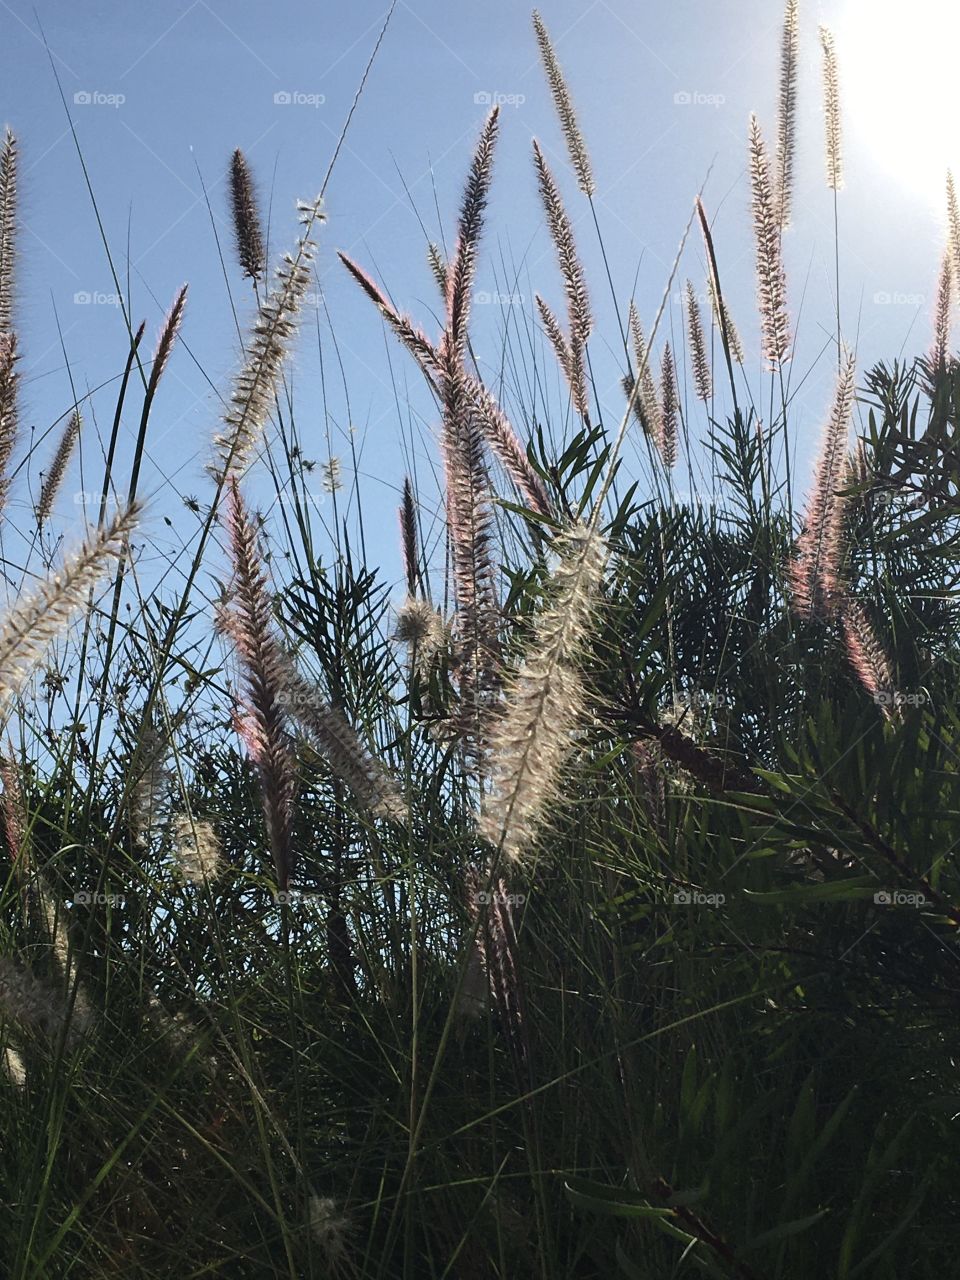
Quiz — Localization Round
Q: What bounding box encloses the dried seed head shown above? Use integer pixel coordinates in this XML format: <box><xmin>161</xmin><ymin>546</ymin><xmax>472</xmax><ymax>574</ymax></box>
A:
<box><xmin>819</xmin><ymin>26</ymin><xmax>844</xmax><ymax>191</ymax></box>
<box><xmin>229</xmin><ymin>149</ymin><xmax>266</xmax><ymax>281</ymax></box>
<box><xmin>685</xmin><ymin>280</ymin><xmax>712</xmax><ymax>402</ymax></box>
<box><xmin>172</xmin><ymin>815</ymin><xmax>223</xmax><ymax>885</ymax></box>
<box><xmin>532</xmin><ymin>12</ymin><xmax>595</xmax><ymax>195</ymax></box>
<box><xmin>36</xmin><ymin>411</ymin><xmax>81</xmax><ymax>527</ymax></box>
<box><xmin>478</xmin><ymin>522</ymin><xmax>606</xmax><ymax>863</ymax></box>
<box><xmin>750</xmin><ymin>115</ymin><xmax>792</xmax><ymax>367</ymax></box>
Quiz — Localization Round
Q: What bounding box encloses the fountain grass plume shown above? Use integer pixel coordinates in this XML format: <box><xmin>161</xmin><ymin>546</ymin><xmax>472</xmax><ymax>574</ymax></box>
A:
<box><xmin>0</xmin><ymin>503</ymin><xmax>140</xmax><ymax>715</ymax></box>
<box><xmin>788</xmin><ymin>351</ymin><xmax>856</xmax><ymax>619</ymax></box>
<box><xmin>750</xmin><ymin>115</ymin><xmax>792</xmax><ymax>367</ymax></box>
<box><xmin>532</xmin><ymin>11</ymin><xmax>595</xmax><ymax>195</ymax></box>
<box><xmin>478</xmin><ymin>521</ymin><xmax>606</xmax><ymax>863</ymax></box>
<box><xmin>211</xmin><ymin>199</ymin><xmax>324</xmax><ymax>484</ymax></box>
<box><xmin>230</xmin><ymin>149</ymin><xmax>265</xmax><ymax>281</ymax></box>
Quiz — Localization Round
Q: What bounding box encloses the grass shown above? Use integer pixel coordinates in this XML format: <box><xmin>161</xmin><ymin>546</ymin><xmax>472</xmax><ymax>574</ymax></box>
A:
<box><xmin>1</xmin><ymin>4</ymin><xmax>960</xmax><ymax>1277</ymax></box>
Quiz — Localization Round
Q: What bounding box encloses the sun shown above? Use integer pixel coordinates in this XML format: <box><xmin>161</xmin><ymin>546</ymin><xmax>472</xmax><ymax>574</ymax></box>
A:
<box><xmin>837</xmin><ymin>0</ymin><xmax>960</xmax><ymax>210</ymax></box>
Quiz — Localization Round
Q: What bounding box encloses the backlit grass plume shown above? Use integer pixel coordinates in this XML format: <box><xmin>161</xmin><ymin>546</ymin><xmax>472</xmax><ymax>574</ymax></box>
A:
<box><xmin>222</xmin><ymin>478</ymin><xmax>297</xmax><ymax>889</ymax></box>
<box><xmin>0</xmin><ymin>502</ymin><xmax>140</xmax><ymax>715</ymax></box>
<box><xmin>706</xmin><ymin>278</ymin><xmax>745</xmax><ymax>366</ymax></box>
<box><xmin>840</xmin><ymin>597</ymin><xmax>898</xmax><ymax>720</ymax></box>
<box><xmin>775</xmin><ymin>0</ymin><xmax>799</xmax><ymax>228</ymax></box>
<box><xmin>229</xmin><ymin>149</ymin><xmax>265</xmax><ymax>282</ymax></box>
<box><xmin>281</xmin><ymin>665</ymin><xmax>405</xmax><ymax>823</ymax></box>
<box><xmin>626</xmin><ymin>301</ymin><xmax>663</xmax><ymax>437</ymax></box>
<box><xmin>930</xmin><ymin>249</ymin><xmax>953</xmax><ymax>375</ymax></box>
<box><xmin>427</xmin><ymin>242</ymin><xmax>447</xmax><ymax>297</ymax></box>
<box><xmin>788</xmin><ymin>351</ymin><xmax>856</xmax><ymax>619</ymax></box>
<box><xmin>211</xmin><ymin>198</ymin><xmax>323</xmax><ymax>484</ymax></box>
<box><xmin>478</xmin><ymin>521</ymin><xmax>606</xmax><ymax>863</ymax></box>
<box><xmin>532</xmin><ymin>138</ymin><xmax>592</xmax><ymax>416</ymax></box>
<box><xmin>0</xmin><ymin>332</ymin><xmax>18</xmax><ymax>514</ymax></box>
<box><xmin>446</xmin><ymin>106</ymin><xmax>499</xmax><ymax>353</ymax></box>
<box><xmin>532</xmin><ymin>10</ymin><xmax>595</xmax><ymax>196</ymax></box>
<box><xmin>0</xmin><ymin>128</ymin><xmax>16</xmax><ymax>335</ymax></box>
<box><xmin>464</xmin><ymin>373</ymin><xmax>551</xmax><ymax>516</ymax></box>
<box><xmin>337</xmin><ymin>252</ymin><xmax>439</xmax><ymax>372</ymax></box>
<box><xmin>36</xmin><ymin>411</ymin><xmax>81</xmax><ymax>526</ymax></box>
<box><xmin>399</xmin><ymin>476</ymin><xmax>419</xmax><ymax>595</ymax></box>
<box><xmin>819</xmin><ymin>25</ymin><xmax>843</xmax><ymax>191</ymax></box>
<box><xmin>172</xmin><ymin>814</ymin><xmax>223</xmax><ymax>885</ymax></box>
<box><xmin>947</xmin><ymin>172</ymin><xmax>960</xmax><ymax>300</ymax></box>
<box><xmin>685</xmin><ymin>280</ymin><xmax>712</xmax><ymax>402</ymax></box>
<box><xmin>659</xmin><ymin>343</ymin><xmax>679</xmax><ymax>469</ymax></box>
<box><xmin>750</xmin><ymin>114</ymin><xmax>792</xmax><ymax>367</ymax></box>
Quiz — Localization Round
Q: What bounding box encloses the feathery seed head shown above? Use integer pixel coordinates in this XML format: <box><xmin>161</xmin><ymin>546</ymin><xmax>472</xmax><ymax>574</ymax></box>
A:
<box><xmin>446</xmin><ymin>107</ymin><xmax>500</xmax><ymax>353</ymax></box>
<box><xmin>788</xmin><ymin>351</ymin><xmax>856</xmax><ymax>619</ymax></box>
<box><xmin>147</xmin><ymin>284</ymin><xmax>188</xmax><ymax>399</ymax></box>
<box><xmin>775</xmin><ymin>0</ymin><xmax>800</xmax><ymax>228</ymax></box>
<box><xmin>659</xmin><ymin>343</ymin><xmax>679</xmax><ymax>468</ymax></box>
<box><xmin>750</xmin><ymin>114</ymin><xmax>792</xmax><ymax>367</ymax></box>
<box><xmin>210</xmin><ymin>226</ymin><xmax>319</xmax><ymax>484</ymax></box>
<box><xmin>172</xmin><ymin>815</ymin><xmax>223</xmax><ymax>885</ymax></box>
<box><xmin>229</xmin><ymin>149</ymin><xmax>266</xmax><ymax>280</ymax></box>
<box><xmin>0</xmin><ymin>129</ymin><xmax>16</xmax><ymax>335</ymax></box>
<box><xmin>0</xmin><ymin>503</ymin><xmax>140</xmax><ymax>715</ymax></box>
<box><xmin>819</xmin><ymin>26</ymin><xmax>844</xmax><ymax>191</ymax></box>
<box><xmin>478</xmin><ymin>521</ymin><xmax>606</xmax><ymax>862</ymax></box>
<box><xmin>532</xmin><ymin>12</ymin><xmax>595</xmax><ymax>195</ymax></box>
<box><xmin>36</xmin><ymin>411</ymin><xmax>81</xmax><ymax>526</ymax></box>
<box><xmin>685</xmin><ymin>279</ymin><xmax>713</xmax><ymax>402</ymax></box>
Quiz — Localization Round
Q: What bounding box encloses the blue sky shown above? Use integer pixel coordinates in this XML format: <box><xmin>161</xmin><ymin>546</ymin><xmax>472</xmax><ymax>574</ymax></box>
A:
<box><xmin>0</xmin><ymin>0</ymin><xmax>953</xmax><ymax>601</ymax></box>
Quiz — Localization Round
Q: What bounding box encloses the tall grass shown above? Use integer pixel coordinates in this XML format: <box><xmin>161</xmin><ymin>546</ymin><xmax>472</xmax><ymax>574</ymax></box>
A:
<box><xmin>1</xmin><ymin>5</ymin><xmax>959</xmax><ymax>1278</ymax></box>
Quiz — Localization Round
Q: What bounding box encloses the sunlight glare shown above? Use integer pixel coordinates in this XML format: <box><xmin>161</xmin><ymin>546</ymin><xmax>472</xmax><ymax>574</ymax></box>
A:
<box><xmin>838</xmin><ymin>0</ymin><xmax>960</xmax><ymax>210</ymax></box>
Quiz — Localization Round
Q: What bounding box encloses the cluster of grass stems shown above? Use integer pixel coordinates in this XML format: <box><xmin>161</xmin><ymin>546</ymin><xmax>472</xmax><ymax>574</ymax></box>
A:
<box><xmin>1</xmin><ymin>5</ymin><xmax>960</xmax><ymax>1277</ymax></box>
